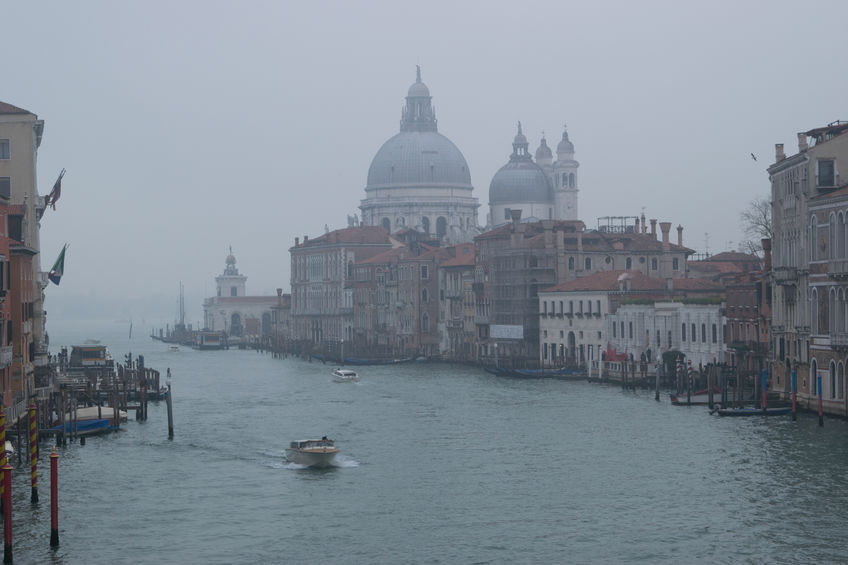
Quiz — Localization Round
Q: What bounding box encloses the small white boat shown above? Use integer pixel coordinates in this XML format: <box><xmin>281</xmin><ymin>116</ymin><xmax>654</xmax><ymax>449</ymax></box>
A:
<box><xmin>285</xmin><ymin>438</ymin><xmax>339</xmax><ymax>468</ymax></box>
<box><xmin>333</xmin><ymin>368</ymin><xmax>359</xmax><ymax>382</ymax></box>
<box><xmin>168</xmin><ymin>345</ymin><xmax>180</xmax><ymax>352</ymax></box>
<box><xmin>3</xmin><ymin>440</ymin><xmax>13</xmax><ymax>460</ymax></box>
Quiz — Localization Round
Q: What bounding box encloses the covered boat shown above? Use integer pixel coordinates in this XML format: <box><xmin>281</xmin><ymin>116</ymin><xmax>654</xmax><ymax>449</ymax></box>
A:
<box><xmin>285</xmin><ymin>438</ymin><xmax>339</xmax><ymax>468</ymax></box>
<box><xmin>333</xmin><ymin>368</ymin><xmax>359</xmax><ymax>382</ymax></box>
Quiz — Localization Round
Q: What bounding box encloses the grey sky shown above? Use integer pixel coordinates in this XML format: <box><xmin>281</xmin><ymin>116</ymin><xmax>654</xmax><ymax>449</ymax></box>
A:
<box><xmin>5</xmin><ymin>1</ymin><xmax>847</xmax><ymax>323</ymax></box>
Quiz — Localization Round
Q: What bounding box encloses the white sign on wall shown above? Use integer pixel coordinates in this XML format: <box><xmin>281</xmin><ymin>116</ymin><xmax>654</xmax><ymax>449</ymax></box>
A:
<box><xmin>491</xmin><ymin>324</ymin><xmax>524</xmax><ymax>339</ymax></box>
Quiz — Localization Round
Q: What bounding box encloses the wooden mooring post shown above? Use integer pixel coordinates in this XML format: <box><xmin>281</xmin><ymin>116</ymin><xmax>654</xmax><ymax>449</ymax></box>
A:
<box><xmin>166</xmin><ymin>369</ymin><xmax>174</xmax><ymax>440</ymax></box>
<box><xmin>50</xmin><ymin>447</ymin><xmax>59</xmax><ymax>548</ymax></box>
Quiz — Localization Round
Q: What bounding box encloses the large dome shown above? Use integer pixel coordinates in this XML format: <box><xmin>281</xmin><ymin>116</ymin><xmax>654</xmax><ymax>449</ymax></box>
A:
<box><xmin>366</xmin><ymin>131</ymin><xmax>472</xmax><ymax>188</ymax></box>
<box><xmin>489</xmin><ymin>160</ymin><xmax>553</xmax><ymax>204</ymax></box>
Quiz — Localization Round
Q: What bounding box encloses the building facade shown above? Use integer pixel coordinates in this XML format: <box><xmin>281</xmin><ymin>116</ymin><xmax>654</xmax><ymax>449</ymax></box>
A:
<box><xmin>203</xmin><ymin>250</ymin><xmax>278</xmax><ymax>341</ymax></box>
<box><xmin>769</xmin><ymin>120</ymin><xmax>848</xmax><ymax>415</ymax></box>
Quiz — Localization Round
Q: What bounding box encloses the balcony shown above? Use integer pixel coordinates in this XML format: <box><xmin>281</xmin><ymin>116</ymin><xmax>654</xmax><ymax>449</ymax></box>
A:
<box><xmin>773</xmin><ymin>266</ymin><xmax>798</xmax><ymax>286</ymax></box>
<box><xmin>832</xmin><ymin>333</ymin><xmax>848</xmax><ymax>349</ymax></box>
<box><xmin>828</xmin><ymin>259</ymin><xmax>848</xmax><ymax>280</ymax></box>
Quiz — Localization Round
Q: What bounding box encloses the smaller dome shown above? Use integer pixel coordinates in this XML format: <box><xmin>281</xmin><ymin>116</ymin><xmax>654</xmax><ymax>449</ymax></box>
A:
<box><xmin>557</xmin><ymin>128</ymin><xmax>574</xmax><ymax>153</ymax></box>
<box><xmin>408</xmin><ymin>81</ymin><xmax>430</xmax><ymax>98</ymax></box>
<box><xmin>535</xmin><ymin>137</ymin><xmax>552</xmax><ymax>160</ymax></box>
<box><xmin>489</xmin><ymin>161</ymin><xmax>553</xmax><ymax>204</ymax></box>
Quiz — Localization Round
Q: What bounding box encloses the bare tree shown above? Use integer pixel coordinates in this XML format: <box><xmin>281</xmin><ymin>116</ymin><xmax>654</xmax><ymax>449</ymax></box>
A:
<box><xmin>739</xmin><ymin>195</ymin><xmax>772</xmax><ymax>257</ymax></box>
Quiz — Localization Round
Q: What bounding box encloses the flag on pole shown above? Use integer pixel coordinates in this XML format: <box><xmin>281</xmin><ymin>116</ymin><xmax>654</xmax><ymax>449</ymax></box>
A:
<box><xmin>48</xmin><ymin>244</ymin><xmax>67</xmax><ymax>285</ymax></box>
<box><xmin>46</xmin><ymin>169</ymin><xmax>65</xmax><ymax>210</ymax></box>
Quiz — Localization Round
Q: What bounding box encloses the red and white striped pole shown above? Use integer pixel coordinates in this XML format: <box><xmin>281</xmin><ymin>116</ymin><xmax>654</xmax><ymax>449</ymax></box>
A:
<box><xmin>50</xmin><ymin>447</ymin><xmax>59</xmax><ymax>548</ymax></box>
<box><xmin>30</xmin><ymin>402</ymin><xmax>38</xmax><ymax>504</ymax></box>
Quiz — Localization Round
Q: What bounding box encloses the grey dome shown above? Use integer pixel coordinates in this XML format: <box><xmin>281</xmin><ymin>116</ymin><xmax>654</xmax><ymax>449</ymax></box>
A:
<box><xmin>557</xmin><ymin>129</ymin><xmax>574</xmax><ymax>153</ymax></box>
<box><xmin>367</xmin><ymin>131</ymin><xmax>472</xmax><ymax>188</ymax></box>
<box><xmin>408</xmin><ymin>81</ymin><xmax>430</xmax><ymax>97</ymax></box>
<box><xmin>535</xmin><ymin>137</ymin><xmax>552</xmax><ymax>160</ymax></box>
<box><xmin>489</xmin><ymin>160</ymin><xmax>553</xmax><ymax>204</ymax></box>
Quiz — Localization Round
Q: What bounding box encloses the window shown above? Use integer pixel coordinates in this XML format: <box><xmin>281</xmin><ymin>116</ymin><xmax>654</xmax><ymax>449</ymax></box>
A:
<box><xmin>673</xmin><ymin>258</ymin><xmax>680</xmax><ymax>270</ymax></box>
<box><xmin>568</xmin><ymin>257</ymin><xmax>575</xmax><ymax>270</ymax></box>
<box><xmin>667</xmin><ymin>331</ymin><xmax>672</xmax><ymax>348</ymax></box>
<box><xmin>585</xmin><ymin>257</ymin><xmax>591</xmax><ymax>270</ymax></box>
<box><xmin>421</xmin><ymin>288</ymin><xmax>429</xmax><ymax>303</ymax></box>
<box><xmin>817</xmin><ymin>159</ymin><xmax>836</xmax><ymax>187</ymax></box>
<box><xmin>504</xmin><ymin>208</ymin><xmax>512</xmax><ymax>220</ymax></box>
<box><xmin>230</xmin><ymin>286</ymin><xmax>237</xmax><ymax>297</ymax></box>
<box><xmin>626</xmin><ymin>257</ymin><xmax>632</xmax><ymax>269</ymax></box>
<box><xmin>0</xmin><ymin>178</ymin><xmax>9</xmax><ymax>200</ymax></box>
<box><xmin>691</xmin><ymin>324</ymin><xmax>696</xmax><ymax>343</ymax></box>
<box><xmin>701</xmin><ymin>324</ymin><xmax>706</xmax><ymax>342</ymax></box>
<box><xmin>421</xmin><ymin>217</ymin><xmax>430</xmax><ymax>234</ymax></box>
<box><xmin>628</xmin><ymin>322</ymin><xmax>633</xmax><ymax>339</ymax></box>
<box><xmin>420</xmin><ymin>265</ymin><xmax>429</xmax><ymax>280</ymax></box>
<box><xmin>0</xmin><ymin>140</ymin><xmax>9</xmax><ymax>160</ymax></box>
<box><xmin>651</xmin><ymin>258</ymin><xmax>658</xmax><ymax>270</ymax></box>
<box><xmin>682</xmin><ymin>324</ymin><xmax>686</xmax><ymax>341</ymax></box>
<box><xmin>613</xmin><ymin>322</ymin><xmax>617</xmax><ymax>338</ymax></box>
<box><xmin>712</xmin><ymin>324</ymin><xmax>717</xmax><ymax>343</ymax></box>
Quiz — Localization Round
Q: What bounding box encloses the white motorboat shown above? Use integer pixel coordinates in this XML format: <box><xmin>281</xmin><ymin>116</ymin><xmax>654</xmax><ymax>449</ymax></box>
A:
<box><xmin>168</xmin><ymin>345</ymin><xmax>180</xmax><ymax>352</ymax></box>
<box><xmin>333</xmin><ymin>368</ymin><xmax>359</xmax><ymax>382</ymax></box>
<box><xmin>285</xmin><ymin>438</ymin><xmax>339</xmax><ymax>468</ymax></box>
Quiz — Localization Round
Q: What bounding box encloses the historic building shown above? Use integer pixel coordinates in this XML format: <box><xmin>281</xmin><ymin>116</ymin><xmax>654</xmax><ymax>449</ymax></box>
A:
<box><xmin>769</xmin><ymin>120</ymin><xmax>848</xmax><ymax>415</ymax></box>
<box><xmin>290</xmin><ymin>226</ymin><xmax>395</xmax><ymax>349</ymax></box>
<box><xmin>438</xmin><ymin>242</ymin><xmax>476</xmax><ymax>361</ymax></box>
<box><xmin>540</xmin><ymin>270</ymin><xmax>725</xmax><ymax>372</ymax></box>
<box><xmin>488</xmin><ymin>124</ymin><xmax>579</xmax><ymax>228</ymax></box>
<box><xmin>474</xmin><ymin>211</ymin><xmax>694</xmax><ymax>366</ymax></box>
<box><xmin>0</xmin><ymin>100</ymin><xmax>48</xmax><ymax>421</ymax></box>
<box><xmin>203</xmin><ymin>250</ymin><xmax>278</xmax><ymax>341</ymax></box>
<box><xmin>359</xmin><ymin>68</ymin><xmax>480</xmax><ymax>243</ymax></box>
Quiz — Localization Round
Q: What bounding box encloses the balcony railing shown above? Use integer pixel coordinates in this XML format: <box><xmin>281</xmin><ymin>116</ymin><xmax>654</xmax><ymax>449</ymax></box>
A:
<box><xmin>773</xmin><ymin>266</ymin><xmax>798</xmax><ymax>285</ymax></box>
<box><xmin>828</xmin><ymin>259</ymin><xmax>848</xmax><ymax>279</ymax></box>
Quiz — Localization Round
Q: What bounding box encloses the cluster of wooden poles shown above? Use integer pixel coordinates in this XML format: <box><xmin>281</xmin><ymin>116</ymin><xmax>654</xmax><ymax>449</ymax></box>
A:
<box><xmin>0</xmin><ymin>403</ymin><xmax>60</xmax><ymax>564</ymax></box>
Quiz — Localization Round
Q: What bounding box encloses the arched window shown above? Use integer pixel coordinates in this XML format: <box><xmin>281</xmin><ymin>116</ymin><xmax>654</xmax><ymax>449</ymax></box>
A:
<box><xmin>811</xmin><ymin>288</ymin><xmax>818</xmax><ymax>333</ymax></box>
<box><xmin>625</xmin><ymin>257</ymin><xmax>632</xmax><ymax>269</ymax></box>
<box><xmin>829</xmin><ymin>212</ymin><xmax>837</xmax><ymax>260</ymax></box>
<box><xmin>436</xmin><ymin>216</ymin><xmax>447</xmax><ymax>238</ymax></box>
<box><xmin>839</xmin><ymin>362</ymin><xmax>845</xmax><ymax>400</ymax></box>
<box><xmin>810</xmin><ymin>215</ymin><xmax>818</xmax><ymax>261</ymax></box>
<box><xmin>585</xmin><ymin>257</ymin><xmax>591</xmax><ymax>270</ymax></box>
<box><xmin>830</xmin><ymin>361</ymin><xmax>837</xmax><ymax>399</ymax></box>
<box><xmin>561</xmin><ymin>173</ymin><xmax>567</xmax><ymax>186</ymax></box>
<box><xmin>422</xmin><ymin>312</ymin><xmax>430</xmax><ymax>333</ymax></box>
<box><xmin>569</xmin><ymin>173</ymin><xmax>575</xmax><ymax>188</ymax></box>
<box><xmin>421</xmin><ymin>288</ymin><xmax>429</xmax><ymax>303</ymax></box>
<box><xmin>421</xmin><ymin>216</ymin><xmax>430</xmax><ymax>234</ymax></box>
<box><xmin>381</xmin><ymin>218</ymin><xmax>391</xmax><ymax>233</ymax></box>
<box><xmin>839</xmin><ymin>212</ymin><xmax>847</xmax><ymax>259</ymax></box>
<box><xmin>568</xmin><ymin>257</ymin><xmax>575</xmax><ymax>270</ymax></box>
<box><xmin>651</xmin><ymin>258</ymin><xmax>658</xmax><ymax>270</ymax></box>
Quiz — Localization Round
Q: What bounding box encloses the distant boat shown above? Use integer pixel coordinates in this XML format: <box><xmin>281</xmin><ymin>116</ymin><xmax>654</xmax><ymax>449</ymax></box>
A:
<box><xmin>169</xmin><ymin>345</ymin><xmax>180</xmax><ymax>352</ymax></box>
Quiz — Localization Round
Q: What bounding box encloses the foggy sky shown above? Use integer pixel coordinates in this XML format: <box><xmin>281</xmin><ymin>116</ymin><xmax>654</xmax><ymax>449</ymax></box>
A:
<box><xmin>5</xmin><ymin>0</ymin><xmax>847</xmax><ymax>324</ymax></box>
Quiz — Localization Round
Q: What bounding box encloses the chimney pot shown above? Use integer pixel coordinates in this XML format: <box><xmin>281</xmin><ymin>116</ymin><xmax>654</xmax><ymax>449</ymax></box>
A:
<box><xmin>650</xmin><ymin>219</ymin><xmax>657</xmax><ymax>239</ymax></box>
<box><xmin>798</xmin><ymin>132</ymin><xmax>808</xmax><ymax>152</ymax></box>
<box><xmin>295</xmin><ymin>237</ymin><xmax>300</xmax><ymax>246</ymax></box>
<box><xmin>677</xmin><ymin>225</ymin><xmax>683</xmax><ymax>247</ymax></box>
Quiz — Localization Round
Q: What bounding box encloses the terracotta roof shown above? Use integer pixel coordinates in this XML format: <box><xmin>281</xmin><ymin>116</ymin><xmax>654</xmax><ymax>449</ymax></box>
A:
<box><xmin>699</xmin><ymin>251</ymin><xmax>760</xmax><ymax>263</ymax></box>
<box><xmin>296</xmin><ymin>226</ymin><xmax>392</xmax><ymax>248</ymax></box>
<box><xmin>441</xmin><ymin>243</ymin><xmax>476</xmax><ymax>267</ymax></box>
<box><xmin>359</xmin><ymin>246</ymin><xmax>409</xmax><ymax>265</ymax></box>
<box><xmin>0</xmin><ymin>101</ymin><xmax>31</xmax><ymax>115</ymax></box>
<box><xmin>541</xmin><ymin>269</ymin><xmax>724</xmax><ymax>294</ymax></box>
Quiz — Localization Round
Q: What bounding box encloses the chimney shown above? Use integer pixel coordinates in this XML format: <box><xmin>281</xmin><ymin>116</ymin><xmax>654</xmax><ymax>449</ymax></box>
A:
<box><xmin>303</xmin><ymin>235</ymin><xmax>309</xmax><ymax>244</ymax></box>
<box><xmin>641</xmin><ymin>211</ymin><xmax>647</xmax><ymax>234</ymax></box>
<box><xmin>510</xmin><ymin>208</ymin><xmax>522</xmax><ymax>226</ymax></box>
<box><xmin>276</xmin><ymin>288</ymin><xmax>283</xmax><ymax>305</ymax></box>
<box><xmin>775</xmin><ymin>143</ymin><xmax>785</xmax><ymax>162</ymax></box>
<box><xmin>660</xmin><ymin>222</ymin><xmax>671</xmax><ymax>251</ymax></box>
<box><xmin>295</xmin><ymin>237</ymin><xmax>300</xmax><ymax>247</ymax></box>
<box><xmin>650</xmin><ymin>219</ymin><xmax>657</xmax><ymax>239</ymax></box>
<box><xmin>762</xmin><ymin>238</ymin><xmax>772</xmax><ymax>272</ymax></box>
<box><xmin>677</xmin><ymin>225</ymin><xmax>683</xmax><ymax>247</ymax></box>
<box><xmin>635</xmin><ymin>217</ymin><xmax>640</xmax><ymax>234</ymax></box>
<box><xmin>541</xmin><ymin>220</ymin><xmax>554</xmax><ymax>247</ymax></box>
<box><xmin>798</xmin><ymin>132</ymin><xmax>808</xmax><ymax>152</ymax></box>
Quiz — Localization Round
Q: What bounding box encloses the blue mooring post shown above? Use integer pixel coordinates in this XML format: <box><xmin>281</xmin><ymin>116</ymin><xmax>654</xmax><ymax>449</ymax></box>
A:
<box><xmin>761</xmin><ymin>368</ymin><xmax>767</xmax><ymax>411</ymax></box>
<box><xmin>791</xmin><ymin>369</ymin><xmax>797</xmax><ymax>421</ymax></box>
<box><xmin>817</xmin><ymin>374</ymin><xmax>824</xmax><ymax>427</ymax></box>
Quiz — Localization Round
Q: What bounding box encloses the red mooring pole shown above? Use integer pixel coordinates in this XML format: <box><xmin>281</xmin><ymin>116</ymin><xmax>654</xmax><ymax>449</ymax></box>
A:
<box><xmin>29</xmin><ymin>402</ymin><xmax>38</xmax><ymax>504</ymax></box>
<box><xmin>50</xmin><ymin>447</ymin><xmax>59</xmax><ymax>548</ymax></box>
<box><xmin>3</xmin><ymin>462</ymin><xmax>12</xmax><ymax>564</ymax></box>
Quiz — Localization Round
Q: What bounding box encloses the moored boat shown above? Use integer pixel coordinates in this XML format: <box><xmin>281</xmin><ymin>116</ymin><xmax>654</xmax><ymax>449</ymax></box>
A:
<box><xmin>285</xmin><ymin>437</ymin><xmax>339</xmax><ymax>468</ymax></box>
<box><xmin>670</xmin><ymin>387</ymin><xmax>722</xmax><ymax>405</ymax></box>
<box><xmin>48</xmin><ymin>406</ymin><xmax>128</xmax><ymax>436</ymax></box>
<box><xmin>332</xmin><ymin>368</ymin><xmax>359</xmax><ymax>382</ymax></box>
<box><xmin>715</xmin><ymin>406</ymin><xmax>792</xmax><ymax>417</ymax></box>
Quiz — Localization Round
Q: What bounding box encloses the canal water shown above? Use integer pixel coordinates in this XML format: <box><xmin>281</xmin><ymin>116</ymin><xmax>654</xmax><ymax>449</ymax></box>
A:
<box><xmin>6</xmin><ymin>319</ymin><xmax>848</xmax><ymax>564</ymax></box>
